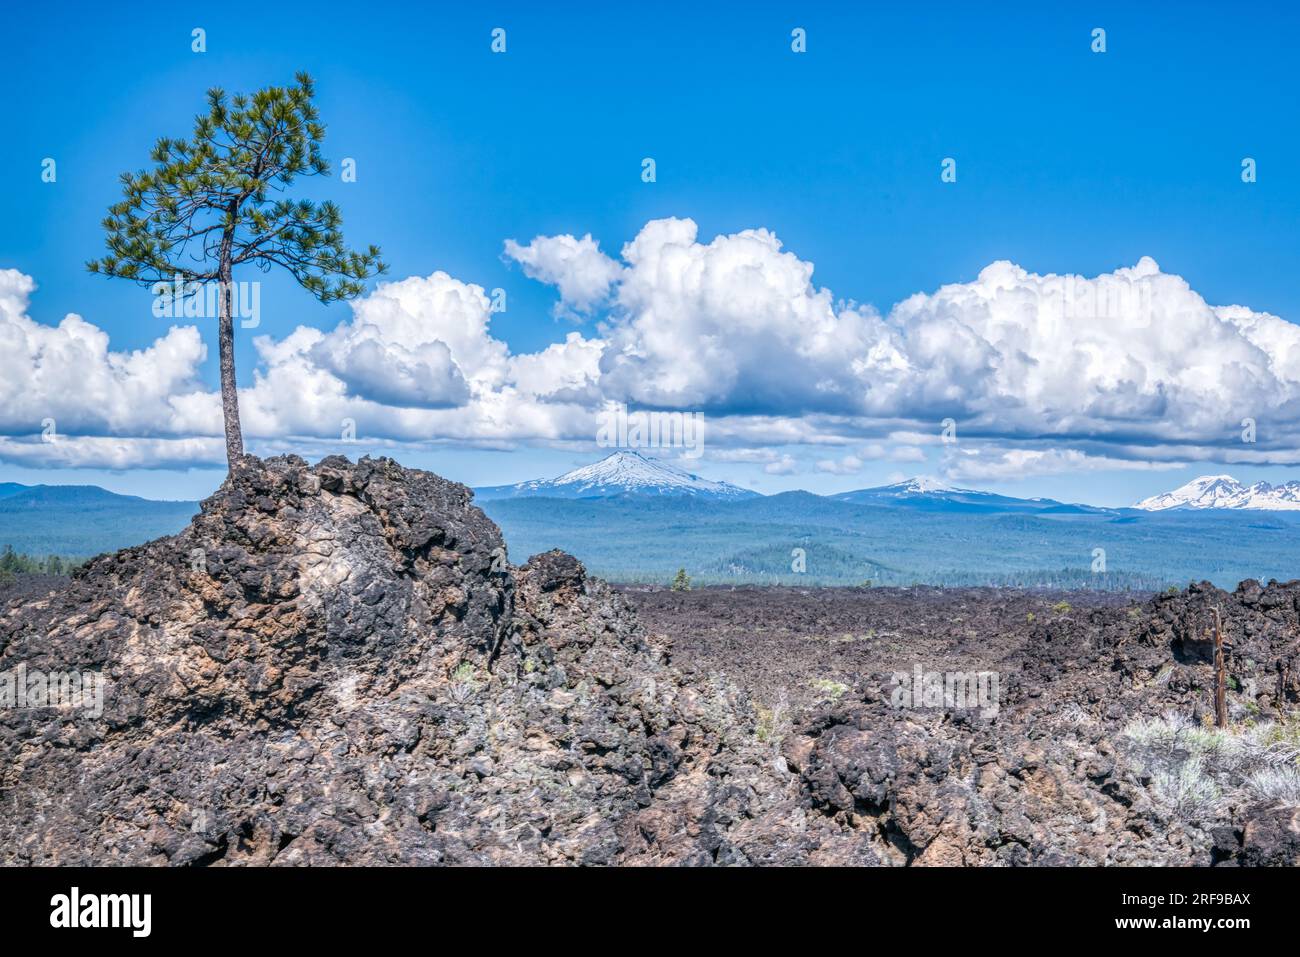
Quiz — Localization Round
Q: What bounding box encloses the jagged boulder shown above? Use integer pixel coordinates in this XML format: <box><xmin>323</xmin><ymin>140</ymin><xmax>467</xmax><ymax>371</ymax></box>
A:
<box><xmin>0</xmin><ymin>455</ymin><xmax>812</xmax><ymax>865</ymax></box>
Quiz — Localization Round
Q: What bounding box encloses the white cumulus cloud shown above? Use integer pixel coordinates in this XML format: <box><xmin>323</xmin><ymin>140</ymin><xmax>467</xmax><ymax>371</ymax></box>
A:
<box><xmin>7</xmin><ymin>217</ymin><xmax>1300</xmax><ymax>478</ymax></box>
<box><xmin>0</xmin><ymin>268</ymin><xmax>214</xmax><ymax>441</ymax></box>
<box><xmin>503</xmin><ymin>233</ymin><xmax>622</xmax><ymax>317</ymax></box>
<box><xmin>598</xmin><ymin>218</ymin><xmax>887</xmax><ymax>416</ymax></box>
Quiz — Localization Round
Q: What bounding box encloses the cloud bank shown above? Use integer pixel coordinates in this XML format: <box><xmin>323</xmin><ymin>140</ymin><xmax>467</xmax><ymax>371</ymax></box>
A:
<box><xmin>4</xmin><ymin>219</ymin><xmax>1299</xmax><ymax>476</ymax></box>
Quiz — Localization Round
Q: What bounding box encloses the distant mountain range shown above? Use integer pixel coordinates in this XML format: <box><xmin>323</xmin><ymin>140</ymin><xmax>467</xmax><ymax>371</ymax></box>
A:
<box><xmin>474</xmin><ymin>456</ymin><xmax>1111</xmax><ymax>514</ymax></box>
<box><xmin>477</xmin><ymin>477</ymin><xmax>1300</xmax><ymax>591</ymax></box>
<box><xmin>465</xmin><ymin>457</ymin><xmax>1300</xmax><ymax>588</ymax></box>
<box><xmin>1133</xmin><ymin>475</ymin><xmax>1300</xmax><ymax>511</ymax></box>
<box><xmin>474</xmin><ymin>450</ymin><xmax>759</xmax><ymax>501</ymax></box>
<box><xmin>474</xmin><ymin>454</ymin><xmax>1075</xmax><ymax>510</ymax></box>
<box><xmin>4</xmin><ymin>458</ymin><xmax>1300</xmax><ymax>588</ymax></box>
<box><xmin>0</xmin><ymin>483</ymin><xmax>198</xmax><ymax>557</ymax></box>
<box><xmin>475</xmin><ymin>456</ymin><xmax>1300</xmax><ymax>515</ymax></box>
<box><xmin>828</xmin><ymin>476</ymin><xmax>1105</xmax><ymax>515</ymax></box>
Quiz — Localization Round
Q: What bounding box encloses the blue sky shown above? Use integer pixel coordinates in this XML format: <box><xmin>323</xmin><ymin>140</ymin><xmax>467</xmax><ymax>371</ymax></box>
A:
<box><xmin>2</xmin><ymin>1</ymin><xmax>1299</xmax><ymax>504</ymax></box>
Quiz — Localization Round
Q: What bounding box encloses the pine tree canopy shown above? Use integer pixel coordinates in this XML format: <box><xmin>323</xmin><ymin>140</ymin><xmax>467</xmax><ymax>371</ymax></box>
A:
<box><xmin>87</xmin><ymin>71</ymin><xmax>385</xmax><ymax>300</ymax></box>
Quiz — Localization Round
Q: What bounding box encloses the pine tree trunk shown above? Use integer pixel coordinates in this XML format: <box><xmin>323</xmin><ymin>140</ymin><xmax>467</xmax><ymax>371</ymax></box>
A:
<box><xmin>217</xmin><ymin>249</ymin><xmax>244</xmax><ymax>470</ymax></box>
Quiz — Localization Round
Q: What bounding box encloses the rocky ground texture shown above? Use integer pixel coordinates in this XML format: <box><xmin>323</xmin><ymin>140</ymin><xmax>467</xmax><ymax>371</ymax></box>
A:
<box><xmin>2</xmin><ymin>455</ymin><xmax>1298</xmax><ymax>865</ymax></box>
<box><xmin>629</xmin><ymin>583</ymin><xmax>1300</xmax><ymax>864</ymax></box>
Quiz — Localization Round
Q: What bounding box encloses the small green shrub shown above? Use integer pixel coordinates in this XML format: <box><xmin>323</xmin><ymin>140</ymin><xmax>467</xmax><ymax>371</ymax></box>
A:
<box><xmin>811</xmin><ymin>678</ymin><xmax>849</xmax><ymax>704</ymax></box>
<box><xmin>1122</xmin><ymin>711</ymin><xmax>1300</xmax><ymax>821</ymax></box>
<box><xmin>755</xmin><ymin>691</ymin><xmax>791</xmax><ymax>747</ymax></box>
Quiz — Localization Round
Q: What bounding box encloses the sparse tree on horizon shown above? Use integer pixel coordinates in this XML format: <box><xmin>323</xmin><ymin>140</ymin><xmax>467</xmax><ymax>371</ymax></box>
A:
<box><xmin>88</xmin><ymin>71</ymin><xmax>385</xmax><ymax>472</ymax></box>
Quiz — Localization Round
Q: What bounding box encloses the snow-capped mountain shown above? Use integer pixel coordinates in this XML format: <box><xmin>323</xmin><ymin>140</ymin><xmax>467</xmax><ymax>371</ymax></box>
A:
<box><xmin>885</xmin><ymin>476</ymin><xmax>955</xmax><ymax>494</ymax></box>
<box><xmin>833</xmin><ymin>476</ymin><xmax>958</xmax><ymax>500</ymax></box>
<box><xmin>474</xmin><ymin>451</ymin><xmax>759</xmax><ymax>501</ymax></box>
<box><xmin>1134</xmin><ymin>475</ymin><xmax>1300</xmax><ymax>511</ymax></box>
<box><xmin>830</xmin><ymin>476</ymin><xmax>1086</xmax><ymax>513</ymax></box>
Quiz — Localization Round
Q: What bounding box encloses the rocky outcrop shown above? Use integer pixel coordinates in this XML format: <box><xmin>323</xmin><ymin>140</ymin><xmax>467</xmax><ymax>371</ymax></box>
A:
<box><xmin>2</xmin><ymin>455</ymin><xmax>1298</xmax><ymax>866</ymax></box>
<box><xmin>0</xmin><ymin>455</ymin><xmax>823</xmax><ymax>865</ymax></box>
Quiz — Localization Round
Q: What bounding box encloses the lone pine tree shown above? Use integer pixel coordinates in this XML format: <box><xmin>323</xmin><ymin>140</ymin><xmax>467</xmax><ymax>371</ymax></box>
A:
<box><xmin>88</xmin><ymin>72</ymin><xmax>385</xmax><ymax>471</ymax></box>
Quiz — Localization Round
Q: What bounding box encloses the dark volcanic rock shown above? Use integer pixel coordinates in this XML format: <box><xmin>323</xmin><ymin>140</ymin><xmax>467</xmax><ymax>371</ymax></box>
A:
<box><xmin>628</xmin><ymin>580</ymin><xmax>1300</xmax><ymax>865</ymax></box>
<box><xmin>3</xmin><ymin>455</ymin><xmax>1298</xmax><ymax>866</ymax></box>
<box><xmin>0</xmin><ymin>456</ymin><xmax>811</xmax><ymax>865</ymax></box>
<box><xmin>1233</xmin><ymin>805</ymin><xmax>1300</xmax><ymax>866</ymax></box>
